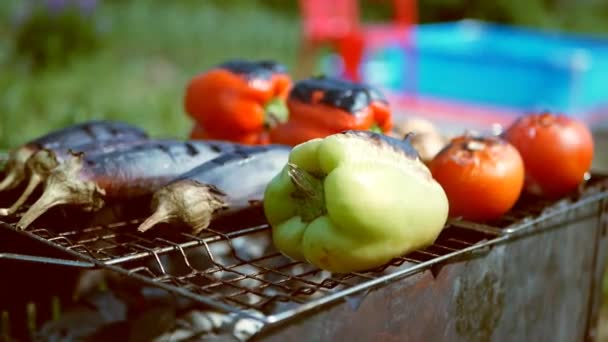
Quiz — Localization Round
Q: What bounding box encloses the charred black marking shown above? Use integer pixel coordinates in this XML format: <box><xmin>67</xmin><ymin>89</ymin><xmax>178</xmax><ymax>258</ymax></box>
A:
<box><xmin>341</xmin><ymin>130</ymin><xmax>420</xmax><ymax>160</ymax></box>
<box><xmin>184</xmin><ymin>142</ymin><xmax>199</xmax><ymax>157</ymax></box>
<box><xmin>81</xmin><ymin>123</ymin><xmax>97</xmax><ymax>140</ymax></box>
<box><xmin>217</xmin><ymin>59</ymin><xmax>286</xmax><ymax>81</ymax></box>
<box><xmin>289</xmin><ymin>76</ymin><xmax>388</xmax><ymax>114</ymax></box>
<box><xmin>208</xmin><ymin>144</ymin><xmax>223</xmax><ymax>153</ymax></box>
<box><xmin>28</xmin><ymin>120</ymin><xmax>148</xmax><ymax>150</ymax></box>
<box><xmin>109</xmin><ymin>126</ymin><xmax>121</xmax><ymax>136</ymax></box>
<box><xmin>154</xmin><ymin>143</ymin><xmax>177</xmax><ymax>163</ymax></box>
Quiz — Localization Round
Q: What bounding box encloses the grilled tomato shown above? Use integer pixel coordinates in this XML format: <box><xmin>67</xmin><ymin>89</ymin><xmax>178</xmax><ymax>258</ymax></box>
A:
<box><xmin>428</xmin><ymin>135</ymin><xmax>525</xmax><ymax>222</ymax></box>
<box><xmin>503</xmin><ymin>112</ymin><xmax>594</xmax><ymax>199</ymax></box>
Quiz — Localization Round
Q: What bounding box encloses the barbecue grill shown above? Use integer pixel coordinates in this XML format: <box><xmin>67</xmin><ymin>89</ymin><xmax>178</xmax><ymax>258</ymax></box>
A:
<box><xmin>0</xmin><ymin>172</ymin><xmax>607</xmax><ymax>341</ymax></box>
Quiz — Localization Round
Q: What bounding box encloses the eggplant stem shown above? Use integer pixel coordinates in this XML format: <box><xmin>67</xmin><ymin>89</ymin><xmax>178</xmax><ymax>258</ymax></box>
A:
<box><xmin>0</xmin><ymin>147</ymin><xmax>37</xmax><ymax>192</ymax></box>
<box><xmin>286</xmin><ymin>163</ymin><xmax>326</xmax><ymax>223</ymax></box>
<box><xmin>137</xmin><ymin>180</ymin><xmax>227</xmax><ymax>235</ymax></box>
<box><xmin>137</xmin><ymin>205</ymin><xmax>176</xmax><ymax>233</ymax></box>
<box><xmin>16</xmin><ymin>183</ymin><xmax>70</xmax><ymax>230</ymax></box>
<box><xmin>17</xmin><ymin>155</ymin><xmax>104</xmax><ymax>230</ymax></box>
<box><xmin>0</xmin><ymin>168</ymin><xmax>21</xmax><ymax>193</ymax></box>
<box><xmin>0</xmin><ymin>174</ymin><xmax>43</xmax><ymax>217</ymax></box>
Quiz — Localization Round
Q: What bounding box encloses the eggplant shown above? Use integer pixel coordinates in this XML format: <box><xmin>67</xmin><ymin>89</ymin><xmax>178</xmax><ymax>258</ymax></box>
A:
<box><xmin>137</xmin><ymin>144</ymin><xmax>291</xmax><ymax>235</ymax></box>
<box><xmin>0</xmin><ymin>137</ymin><xmax>150</xmax><ymax>217</ymax></box>
<box><xmin>0</xmin><ymin>120</ymin><xmax>148</xmax><ymax>193</ymax></box>
<box><xmin>16</xmin><ymin>140</ymin><xmax>244</xmax><ymax>230</ymax></box>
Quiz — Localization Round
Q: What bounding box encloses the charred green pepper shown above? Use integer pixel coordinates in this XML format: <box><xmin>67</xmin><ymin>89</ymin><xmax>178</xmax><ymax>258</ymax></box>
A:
<box><xmin>263</xmin><ymin>130</ymin><xmax>449</xmax><ymax>273</ymax></box>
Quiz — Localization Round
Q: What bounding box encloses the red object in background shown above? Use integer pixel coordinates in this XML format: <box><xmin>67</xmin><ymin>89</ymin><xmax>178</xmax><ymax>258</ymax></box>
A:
<box><xmin>391</xmin><ymin>0</ymin><xmax>417</xmax><ymax>27</ymax></box>
<box><xmin>298</xmin><ymin>0</ymin><xmax>417</xmax><ymax>82</ymax></box>
<box><xmin>299</xmin><ymin>0</ymin><xmax>360</xmax><ymax>45</ymax></box>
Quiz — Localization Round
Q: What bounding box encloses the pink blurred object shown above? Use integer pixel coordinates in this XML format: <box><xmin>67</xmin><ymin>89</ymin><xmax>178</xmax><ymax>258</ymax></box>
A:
<box><xmin>298</xmin><ymin>0</ymin><xmax>417</xmax><ymax>82</ymax></box>
<box><xmin>299</xmin><ymin>0</ymin><xmax>360</xmax><ymax>44</ymax></box>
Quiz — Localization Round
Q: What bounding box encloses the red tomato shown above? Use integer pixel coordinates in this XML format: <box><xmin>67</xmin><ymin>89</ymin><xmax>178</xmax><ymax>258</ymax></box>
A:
<box><xmin>428</xmin><ymin>135</ymin><xmax>525</xmax><ymax>222</ymax></box>
<box><xmin>503</xmin><ymin>112</ymin><xmax>594</xmax><ymax>199</ymax></box>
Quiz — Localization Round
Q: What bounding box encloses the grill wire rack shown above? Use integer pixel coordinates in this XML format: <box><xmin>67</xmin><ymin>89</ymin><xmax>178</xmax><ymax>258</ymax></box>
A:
<box><xmin>1</xmin><ymin>174</ymin><xmax>607</xmax><ymax>339</ymax></box>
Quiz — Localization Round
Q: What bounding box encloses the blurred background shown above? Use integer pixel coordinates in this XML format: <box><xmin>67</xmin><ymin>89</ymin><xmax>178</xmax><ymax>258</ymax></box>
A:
<box><xmin>0</xmin><ymin>0</ymin><xmax>607</xmax><ymax>337</ymax></box>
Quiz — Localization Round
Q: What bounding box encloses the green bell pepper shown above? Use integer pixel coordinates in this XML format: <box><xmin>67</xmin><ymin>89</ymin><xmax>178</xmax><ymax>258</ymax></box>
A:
<box><xmin>263</xmin><ymin>130</ymin><xmax>449</xmax><ymax>273</ymax></box>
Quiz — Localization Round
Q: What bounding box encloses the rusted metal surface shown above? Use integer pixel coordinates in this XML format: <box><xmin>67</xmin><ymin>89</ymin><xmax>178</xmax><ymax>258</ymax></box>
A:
<box><xmin>255</xmin><ymin>198</ymin><xmax>607</xmax><ymax>342</ymax></box>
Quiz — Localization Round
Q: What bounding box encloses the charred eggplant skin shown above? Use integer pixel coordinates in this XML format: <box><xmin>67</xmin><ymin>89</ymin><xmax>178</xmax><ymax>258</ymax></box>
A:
<box><xmin>80</xmin><ymin>140</ymin><xmax>244</xmax><ymax>198</ymax></box>
<box><xmin>174</xmin><ymin>144</ymin><xmax>291</xmax><ymax>200</ymax></box>
<box><xmin>30</xmin><ymin>137</ymin><xmax>151</xmax><ymax>172</ymax></box>
<box><xmin>0</xmin><ymin>136</ymin><xmax>151</xmax><ymax>216</ymax></box>
<box><xmin>26</xmin><ymin>120</ymin><xmax>149</xmax><ymax>150</ymax></box>
<box><xmin>16</xmin><ymin>140</ymin><xmax>246</xmax><ymax>229</ymax></box>
<box><xmin>136</xmin><ymin>144</ymin><xmax>291</xmax><ymax>234</ymax></box>
<box><xmin>0</xmin><ymin>120</ymin><xmax>149</xmax><ymax>192</ymax></box>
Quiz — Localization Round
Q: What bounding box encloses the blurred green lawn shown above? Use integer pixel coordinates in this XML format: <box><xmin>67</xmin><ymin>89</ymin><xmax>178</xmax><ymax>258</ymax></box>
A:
<box><xmin>0</xmin><ymin>0</ymin><xmax>299</xmax><ymax>149</ymax></box>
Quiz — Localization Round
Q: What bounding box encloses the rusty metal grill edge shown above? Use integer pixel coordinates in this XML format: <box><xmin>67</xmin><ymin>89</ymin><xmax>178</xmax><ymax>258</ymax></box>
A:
<box><xmin>1</xmin><ymin>175</ymin><xmax>607</xmax><ymax>330</ymax></box>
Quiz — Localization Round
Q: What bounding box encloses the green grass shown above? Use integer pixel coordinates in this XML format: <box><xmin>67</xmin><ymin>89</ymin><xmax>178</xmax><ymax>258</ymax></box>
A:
<box><xmin>0</xmin><ymin>0</ymin><xmax>299</xmax><ymax>148</ymax></box>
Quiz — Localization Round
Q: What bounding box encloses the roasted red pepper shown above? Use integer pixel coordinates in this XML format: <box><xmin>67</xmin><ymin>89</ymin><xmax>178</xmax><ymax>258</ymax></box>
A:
<box><xmin>185</xmin><ymin>60</ymin><xmax>292</xmax><ymax>145</ymax></box>
<box><xmin>268</xmin><ymin>76</ymin><xmax>393</xmax><ymax>146</ymax></box>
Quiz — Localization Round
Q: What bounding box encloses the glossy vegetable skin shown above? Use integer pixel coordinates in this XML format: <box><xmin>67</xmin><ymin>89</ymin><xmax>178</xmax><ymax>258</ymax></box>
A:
<box><xmin>0</xmin><ymin>137</ymin><xmax>149</xmax><ymax>216</ymax></box>
<box><xmin>428</xmin><ymin>135</ymin><xmax>525</xmax><ymax>222</ymax></box>
<box><xmin>137</xmin><ymin>144</ymin><xmax>291</xmax><ymax>234</ymax></box>
<box><xmin>268</xmin><ymin>76</ymin><xmax>393</xmax><ymax>146</ymax></box>
<box><xmin>189</xmin><ymin>122</ymin><xmax>272</xmax><ymax>145</ymax></box>
<box><xmin>502</xmin><ymin>112</ymin><xmax>594</xmax><ymax>198</ymax></box>
<box><xmin>0</xmin><ymin>120</ymin><xmax>148</xmax><ymax>193</ymax></box>
<box><xmin>17</xmin><ymin>140</ymin><xmax>241</xmax><ymax>229</ymax></box>
<box><xmin>185</xmin><ymin>60</ymin><xmax>292</xmax><ymax>145</ymax></box>
<box><xmin>264</xmin><ymin>130</ymin><xmax>448</xmax><ymax>273</ymax></box>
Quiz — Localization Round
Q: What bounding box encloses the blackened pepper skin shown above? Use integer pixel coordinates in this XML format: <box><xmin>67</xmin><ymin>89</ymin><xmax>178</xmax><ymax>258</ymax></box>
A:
<box><xmin>269</xmin><ymin>76</ymin><xmax>393</xmax><ymax>146</ymax></box>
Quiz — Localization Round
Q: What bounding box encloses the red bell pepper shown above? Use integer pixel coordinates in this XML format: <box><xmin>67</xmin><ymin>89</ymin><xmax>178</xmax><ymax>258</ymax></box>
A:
<box><xmin>268</xmin><ymin>76</ymin><xmax>393</xmax><ymax>146</ymax></box>
<box><xmin>185</xmin><ymin>60</ymin><xmax>292</xmax><ymax>145</ymax></box>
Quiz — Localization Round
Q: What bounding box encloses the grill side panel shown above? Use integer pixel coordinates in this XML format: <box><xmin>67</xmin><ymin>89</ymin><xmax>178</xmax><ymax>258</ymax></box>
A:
<box><xmin>255</xmin><ymin>199</ymin><xmax>606</xmax><ymax>342</ymax></box>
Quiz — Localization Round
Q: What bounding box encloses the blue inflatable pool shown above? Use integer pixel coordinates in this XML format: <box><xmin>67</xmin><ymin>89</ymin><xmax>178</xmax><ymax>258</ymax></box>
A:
<box><xmin>356</xmin><ymin>20</ymin><xmax>608</xmax><ymax>121</ymax></box>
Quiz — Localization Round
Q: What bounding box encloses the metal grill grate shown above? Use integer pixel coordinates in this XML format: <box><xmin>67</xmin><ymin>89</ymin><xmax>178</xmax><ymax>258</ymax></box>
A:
<box><xmin>1</xmin><ymin>174</ymin><xmax>607</xmax><ymax>326</ymax></box>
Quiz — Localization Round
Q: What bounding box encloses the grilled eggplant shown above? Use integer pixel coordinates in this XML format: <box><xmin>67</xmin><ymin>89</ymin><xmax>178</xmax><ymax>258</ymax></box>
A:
<box><xmin>17</xmin><ymin>140</ymin><xmax>244</xmax><ymax>230</ymax></box>
<box><xmin>0</xmin><ymin>120</ymin><xmax>148</xmax><ymax>193</ymax></box>
<box><xmin>0</xmin><ymin>137</ymin><xmax>149</xmax><ymax>216</ymax></box>
<box><xmin>137</xmin><ymin>144</ymin><xmax>291</xmax><ymax>235</ymax></box>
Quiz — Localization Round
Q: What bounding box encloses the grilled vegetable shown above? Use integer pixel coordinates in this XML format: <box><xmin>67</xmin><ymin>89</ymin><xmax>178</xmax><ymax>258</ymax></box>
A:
<box><xmin>0</xmin><ymin>120</ymin><xmax>148</xmax><ymax>193</ymax></box>
<box><xmin>0</xmin><ymin>138</ymin><xmax>149</xmax><ymax>216</ymax></box>
<box><xmin>503</xmin><ymin>112</ymin><xmax>594</xmax><ymax>198</ymax></box>
<box><xmin>393</xmin><ymin>118</ymin><xmax>448</xmax><ymax>163</ymax></box>
<box><xmin>268</xmin><ymin>76</ymin><xmax>393</xmax><ymax>146</ymax></box>
<box><xmin>137</xmin><ymin>144</ymin><xmax>290</xmax><ymax>235</ymax></box>
<box><xmin>429</xmin><ymin>135</ymin><xmax>525</xmax><ymax>222</ymax></box>
<box><xmin>263</xmin><ymin>130</ymin><xmax>449</xmax><ymax>273</ymax></box>
<box><xmin>17</xmin><ymin>140</ymin><xmax>241</xmax><ymax>230</ymax></box>
<box><xmin>185</xmin><ymin>59</ymin><xmax>292</xmax><ymax>145</ymax></box>
<box><xmin>189</xmin><ymin>122</ymin><xmax>272</xmax><ymax>145</ymax></box>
